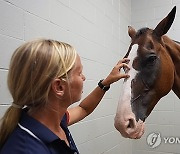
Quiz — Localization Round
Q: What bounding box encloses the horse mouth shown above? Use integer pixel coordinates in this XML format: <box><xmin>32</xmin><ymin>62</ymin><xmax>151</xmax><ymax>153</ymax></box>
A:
<box><xmin>114</xmin><ymin>116</ymin><xmax>145</xmax><ymax>139</ymax></box>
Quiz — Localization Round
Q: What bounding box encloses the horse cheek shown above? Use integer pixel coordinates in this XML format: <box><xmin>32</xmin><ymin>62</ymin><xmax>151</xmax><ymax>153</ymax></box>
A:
<box><xmin>155</xmin><ymin>54</ymin><xmax>174</xmax><ymax>98</ymax></box>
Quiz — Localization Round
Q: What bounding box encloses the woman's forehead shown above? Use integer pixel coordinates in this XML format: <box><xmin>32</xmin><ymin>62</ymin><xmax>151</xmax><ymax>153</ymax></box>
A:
<box><xmin>71</xmin><ymin>54</ymin><xmax>82</xmax><ymax>71</ymax></box>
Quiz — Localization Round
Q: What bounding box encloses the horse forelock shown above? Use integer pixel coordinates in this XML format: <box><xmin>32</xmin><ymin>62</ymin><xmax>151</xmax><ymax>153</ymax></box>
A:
<box><xmin>124</xmin><ymin>28</ymin><xmax>151</xmax><ymax>58</ymax></box>
<box><xmin>135</xmin><ymin>27</ymin><xmax>150</xmax><ymax>39</ymax></box>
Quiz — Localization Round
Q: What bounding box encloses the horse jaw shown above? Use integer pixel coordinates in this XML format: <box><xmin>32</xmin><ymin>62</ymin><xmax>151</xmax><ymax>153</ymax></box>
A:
<box><xmin>114</xmin><ymin>44</ymin><xmax>145</xmax><ymax>139</ymax></box>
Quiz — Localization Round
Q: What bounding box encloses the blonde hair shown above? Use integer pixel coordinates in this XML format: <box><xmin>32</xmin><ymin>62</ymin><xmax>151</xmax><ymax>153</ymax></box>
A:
<box><xmin>0</xmin><ymin>39</ymin><xmax>77</xmax><ymax>147</ymax></box>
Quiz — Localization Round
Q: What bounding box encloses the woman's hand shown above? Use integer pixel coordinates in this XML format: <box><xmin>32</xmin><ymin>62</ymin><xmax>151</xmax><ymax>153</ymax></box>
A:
<box><xmin>102</xmin><ymin>58</ymin><xmax>130</xmax><ymax>86</ymax></box>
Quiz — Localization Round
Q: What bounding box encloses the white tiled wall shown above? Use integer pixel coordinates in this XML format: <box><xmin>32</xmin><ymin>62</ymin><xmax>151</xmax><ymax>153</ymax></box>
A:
<box><xmin>131</xmin><ymin>0</ymin><xmax>180</xmax><ymax>154</ymax></box>
<box><xmin>0</xmin><ymin>0</ymin><xmax>132</xmax><ymax>154</ymax></box>
<box><xmin>2</xmin><ymin>0</ymin><xmax>180</xmax><ymax>154</ymax></box>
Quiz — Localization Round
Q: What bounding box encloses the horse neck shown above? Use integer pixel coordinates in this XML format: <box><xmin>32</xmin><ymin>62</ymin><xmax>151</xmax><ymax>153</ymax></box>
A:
<box><xmin>163</xmin><ymin>35</ymin><xmax>180</xmax><ymax>98</ymax></box>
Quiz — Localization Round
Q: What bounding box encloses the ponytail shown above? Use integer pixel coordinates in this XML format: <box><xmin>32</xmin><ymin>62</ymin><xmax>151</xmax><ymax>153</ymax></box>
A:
<box><xmin>0</xmin><ymin>106</ymin><xmax>22</xmax><ymax>148</ymax></box>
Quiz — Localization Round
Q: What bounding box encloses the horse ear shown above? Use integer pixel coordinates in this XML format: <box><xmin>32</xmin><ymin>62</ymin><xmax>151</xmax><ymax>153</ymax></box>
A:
<box><xmin>128</xmin><ymin>26</ymin><xmax>136</xmax><ymax>39</ymax></box>
<box><xmin>153</xmin><ymin>6</ymin><xmax>176</xmax><ymax>38</ymax></box>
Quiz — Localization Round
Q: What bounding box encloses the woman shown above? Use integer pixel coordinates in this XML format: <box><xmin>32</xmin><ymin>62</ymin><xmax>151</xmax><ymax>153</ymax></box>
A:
<box><xmin>0</xmin><ymin>39</ymin><xmax>130</xmax><ymax>154</ymax></box>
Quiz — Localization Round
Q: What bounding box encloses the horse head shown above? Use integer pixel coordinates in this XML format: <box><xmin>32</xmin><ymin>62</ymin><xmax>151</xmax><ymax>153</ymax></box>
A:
<box><xmin>114</xmin><ymin>6</ymin><xmax>178</xmax><ymax>139</ymax></box>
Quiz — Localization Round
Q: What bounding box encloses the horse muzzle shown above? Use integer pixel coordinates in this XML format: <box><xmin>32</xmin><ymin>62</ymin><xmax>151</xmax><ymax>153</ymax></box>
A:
<box><xmin>114</xmin><ymin>115</ymin><xmax>145</xmax><ymax>139</ymax></box>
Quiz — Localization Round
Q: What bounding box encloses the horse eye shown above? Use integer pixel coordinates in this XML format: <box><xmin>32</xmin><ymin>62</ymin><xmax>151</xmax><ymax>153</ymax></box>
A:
<box><xmin>146</xmin><ymin>55</ymin><xmax>157</xmax><ymax>64</ymax></box>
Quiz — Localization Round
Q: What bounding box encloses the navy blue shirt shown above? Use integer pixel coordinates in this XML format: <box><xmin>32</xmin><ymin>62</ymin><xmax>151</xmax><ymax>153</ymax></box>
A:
<box><xmin>0</xmin><ymin>108</ymin><xmax>79</xmax><ymax>154</ymax></box>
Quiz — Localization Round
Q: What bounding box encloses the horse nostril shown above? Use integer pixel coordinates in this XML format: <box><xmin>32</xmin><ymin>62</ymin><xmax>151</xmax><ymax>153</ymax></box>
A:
<box><xmin>127</xmin><ymin>118</ymin><xmax>136</xmax><ymax>129</ymax></box>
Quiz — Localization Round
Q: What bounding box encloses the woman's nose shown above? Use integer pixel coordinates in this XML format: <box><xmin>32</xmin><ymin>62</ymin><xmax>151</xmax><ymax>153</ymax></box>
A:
<box><xmin>82</xmin><ymin>74</ymin><xmax>86</xmax><ymax>81</ymax></box>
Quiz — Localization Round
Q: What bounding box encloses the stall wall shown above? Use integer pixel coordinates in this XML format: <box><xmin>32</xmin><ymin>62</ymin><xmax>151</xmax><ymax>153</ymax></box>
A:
<box><xmin>131</xmin><ymin>0</ymin><xmax>180</xmax><ymax>154</ymax></box>
<box><xmin>0</xmin><ymin>0</ymin><xmax>132</xmax><ymax>153</ymax></box>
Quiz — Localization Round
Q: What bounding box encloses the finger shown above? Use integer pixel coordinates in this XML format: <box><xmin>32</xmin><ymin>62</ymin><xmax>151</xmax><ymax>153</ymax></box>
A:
<box><xmin>117</xmin><ymin>63</ymin><xmax>130</xmax><ymax>70</ymax></box>
<box><xmin>118</xmin><ymin>58</ymin><xmax>130</xmax><ymax>64</ymax></box>
<box><xmin>117</xmin><ymin>63</ymin><xmax>130</xmax><ymax>74</ymax></box>
<box><xmin>120</xmin><ymin>74</ymin><xmax>130</xmax><ymax>79</ymax></box>
<box><xmin>123</xmin><ymin>58</ymin><xmax>130</xmax><ymax>63</ymax></box>
<box><xmin>123</xmin><ymin>63</ymin><xmax>130</xmax><ymax>70</ymax></box>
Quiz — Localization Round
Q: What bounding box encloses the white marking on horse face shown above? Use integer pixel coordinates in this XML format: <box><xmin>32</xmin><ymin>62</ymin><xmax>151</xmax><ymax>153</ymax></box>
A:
<box><xmin>123</xmin><ymin>44</ymin><xmax>139</xmax><ymax>102</ymax></box>
<box><xmin>114</xmin><ymin>44</ymin><xmax>145</xmax><ymax>139</ymax></box>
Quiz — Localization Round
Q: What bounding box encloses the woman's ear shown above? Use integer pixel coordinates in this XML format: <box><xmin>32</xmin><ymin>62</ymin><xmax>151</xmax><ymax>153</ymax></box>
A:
<box><xmin>51</xmin><ymin>78</ymin><xmax>66</xmax><ymax>97</ymax></box>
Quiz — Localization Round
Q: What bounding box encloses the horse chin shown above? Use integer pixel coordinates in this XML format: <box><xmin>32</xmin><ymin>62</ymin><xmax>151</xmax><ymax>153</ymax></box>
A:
<box><xmin>114</xmin><ymin>114</ymin><xmax>145</xmax><ymax>139</ymax></box>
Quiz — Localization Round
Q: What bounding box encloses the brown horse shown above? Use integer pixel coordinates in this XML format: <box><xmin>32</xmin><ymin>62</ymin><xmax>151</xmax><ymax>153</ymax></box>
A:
<box><xmin>114</xmin><ymin>6</ymin><xmax>180</xmax><ymax>139</ymax></box>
